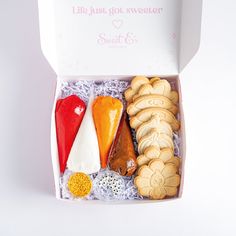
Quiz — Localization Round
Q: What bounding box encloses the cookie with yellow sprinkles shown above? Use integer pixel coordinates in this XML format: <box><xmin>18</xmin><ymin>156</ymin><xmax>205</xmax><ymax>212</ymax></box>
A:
<box><xmin>67</xmin><ymin>172</ymin><xmax>92</xmax><ymax>198</ymax></box>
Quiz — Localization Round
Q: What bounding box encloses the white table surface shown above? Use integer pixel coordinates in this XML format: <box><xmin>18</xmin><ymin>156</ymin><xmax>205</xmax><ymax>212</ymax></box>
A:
<box><xmin>0</xmin><ymin>0</ymin><xmax>236</xmax><ymax>235</ymax></box>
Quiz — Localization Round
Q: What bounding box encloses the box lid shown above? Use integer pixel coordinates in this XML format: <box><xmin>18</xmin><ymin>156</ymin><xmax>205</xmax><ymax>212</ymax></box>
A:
<box><xmin>38</xmin><ymin>0</ymin><xmax>202</xmax><ymax>76</ymax></box>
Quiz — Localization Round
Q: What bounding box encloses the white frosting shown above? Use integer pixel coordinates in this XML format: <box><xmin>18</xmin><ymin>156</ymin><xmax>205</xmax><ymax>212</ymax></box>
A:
<box><xmin>67</xmin><ymin>96</ymin><xmax>101</xmax><ymax>174</ymax></box>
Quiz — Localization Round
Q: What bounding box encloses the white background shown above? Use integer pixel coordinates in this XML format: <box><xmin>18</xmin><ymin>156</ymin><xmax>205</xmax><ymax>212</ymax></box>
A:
<box><xmin>0</xmin><ymin>0</ymin><xmax>236</xmax><ymax>235</ymax></box>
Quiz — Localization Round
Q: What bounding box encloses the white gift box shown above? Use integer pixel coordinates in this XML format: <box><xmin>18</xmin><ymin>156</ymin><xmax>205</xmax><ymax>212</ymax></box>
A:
<box><xmin>38</xmin><ymin>0</ymin><xmax>202</xmax><ymax>202</ymax></box>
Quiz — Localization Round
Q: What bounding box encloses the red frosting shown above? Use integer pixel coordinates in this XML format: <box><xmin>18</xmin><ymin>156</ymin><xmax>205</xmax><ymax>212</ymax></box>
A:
<box><xmin>55</xmin><ymin>95</ymin><xmax>86</xmax><ymax>173</ymax></box>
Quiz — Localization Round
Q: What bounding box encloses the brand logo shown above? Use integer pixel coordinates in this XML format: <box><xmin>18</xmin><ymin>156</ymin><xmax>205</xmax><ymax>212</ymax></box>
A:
<box><xmin>97</xmin><ymin>32</ymin><xmax>138</xmax><ymax>47</ymax></box>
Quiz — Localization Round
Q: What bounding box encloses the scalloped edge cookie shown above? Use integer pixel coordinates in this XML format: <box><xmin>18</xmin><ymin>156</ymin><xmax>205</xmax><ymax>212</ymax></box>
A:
<box><xmin>134</xmin><ymin>159</ymin><xmax>180</xmax><ymax>199</ymax></box>
<box><xmin>138</xmin><ymin>129</ymin><xmax>174</xmax><ymax>154</ymax></box>
<box><xmin>130</xmin><ymin>107</ymin><xmax>180</xmax><ymax>131</ymax></box>
<box><xmin>137</xmin><ymin>146</ymin><xmax>180</xmax><ymax>168</ymax></box>
<box><xmin>132</xmin><ymin>79</ymin><xmax>179</xmax><ymax>104</ymax></box>
<box><xmin>136</xmin><ymin>115</ymin><xmax>173</xmax><ymax>142</ymax></box>
<box><xmin>127</xmin><ymin>94</ymin><xmax>178</xmax><ymax>116</ymax></box>
<box><xmin>125</xmin><ymin>76</ymin><xmax>161</xmax><ymax>102</ymax></box>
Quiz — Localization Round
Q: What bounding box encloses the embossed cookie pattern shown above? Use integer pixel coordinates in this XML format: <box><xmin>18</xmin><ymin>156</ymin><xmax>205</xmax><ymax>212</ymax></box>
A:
<box><xmin>124</xmin><ymin>76</ymin><xmax>182</xmax><ymax>200</ymax></box>
<box><xmin>134</xmin><ymin>159</ymin><xmax>180</xmax><ymax>200</ymax></box>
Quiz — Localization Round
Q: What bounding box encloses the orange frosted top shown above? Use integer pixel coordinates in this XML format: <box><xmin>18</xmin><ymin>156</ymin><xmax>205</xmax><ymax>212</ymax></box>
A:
<box><xmin>92</xmin><ymin>96</ymin><xmax>123</xmax><ymax>168</ymax></box>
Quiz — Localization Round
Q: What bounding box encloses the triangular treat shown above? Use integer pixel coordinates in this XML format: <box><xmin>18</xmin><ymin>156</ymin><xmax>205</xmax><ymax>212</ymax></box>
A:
<box><xmin>55</xmin><ymin>95</ymin><xmax>86</xmax><ymax>173</ymax></box>
<box><xmin>109</xmin><ymin>113</ymin><xmax>137</xmax><ymax>176</ymax></box>
<box><xmin>67</xmin><ymin>96</ymin><xmax>101</xmax><ymax>174</ymax></box>
<box><xmin>93</xmin><ymin>96</ymin><xmax>123</xmax><ymax>168</ymax></box>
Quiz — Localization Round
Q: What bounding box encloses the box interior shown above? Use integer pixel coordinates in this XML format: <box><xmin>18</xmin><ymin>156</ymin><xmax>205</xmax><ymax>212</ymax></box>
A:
<box><xmin>51</xmin><ymin>75</ymin><xmax>185</xmax><ymax>202</ymax></box>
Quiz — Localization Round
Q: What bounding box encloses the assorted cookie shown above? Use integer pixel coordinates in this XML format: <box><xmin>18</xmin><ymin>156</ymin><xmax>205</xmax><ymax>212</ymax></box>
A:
<box><xmin>57</xmin><ymin>77</ymin><xmax>181</xmax><ymax>201</ymax></box>
<box><xmin>138</xmin><ymin>130</ymin><xmax>174</xmax><ymax>154</ymax></box>
<box><xmin>125</xmin><ymin>76</ymin><xmax>161</xmax><ymax>102</ymax></box>
<box><xmin>137</xmin><ymin>146</ymin><xmax>180</xmax><ymax>169</ymax></box>
<box><xmin>134</xmin><ymin>159</ymin><xmax>180</xmax><ymax>200</ymax></box>
<box><xmin>130</xmin><ymin>107</ymin><xmax>180</xmax><ymax>131</ymax></box>
<box><xmin>127</xmin><ymin>94</ymin><xmax>178</xmax><ymax>116</ymax></box>
<box><xmin>132</xmin><ymin>79</ymin><xmax>179</xmax><ymax>104</ymax></box>
<box><xmin>136</xmin><ymin>115</ymin><xmax>173</xmax><ymax>142</ymax></box>
<box><xmin>125</xmin><ymin>76</ymin><xmax>181</xmax><ymax>200</ymax></box>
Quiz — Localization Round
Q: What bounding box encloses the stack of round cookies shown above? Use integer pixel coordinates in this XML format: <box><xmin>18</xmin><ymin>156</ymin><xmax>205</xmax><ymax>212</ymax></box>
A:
<box><xmin>125</xmin><ymin>76</ymin><xmax>181</xmax><ymax>200</ymax></box>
